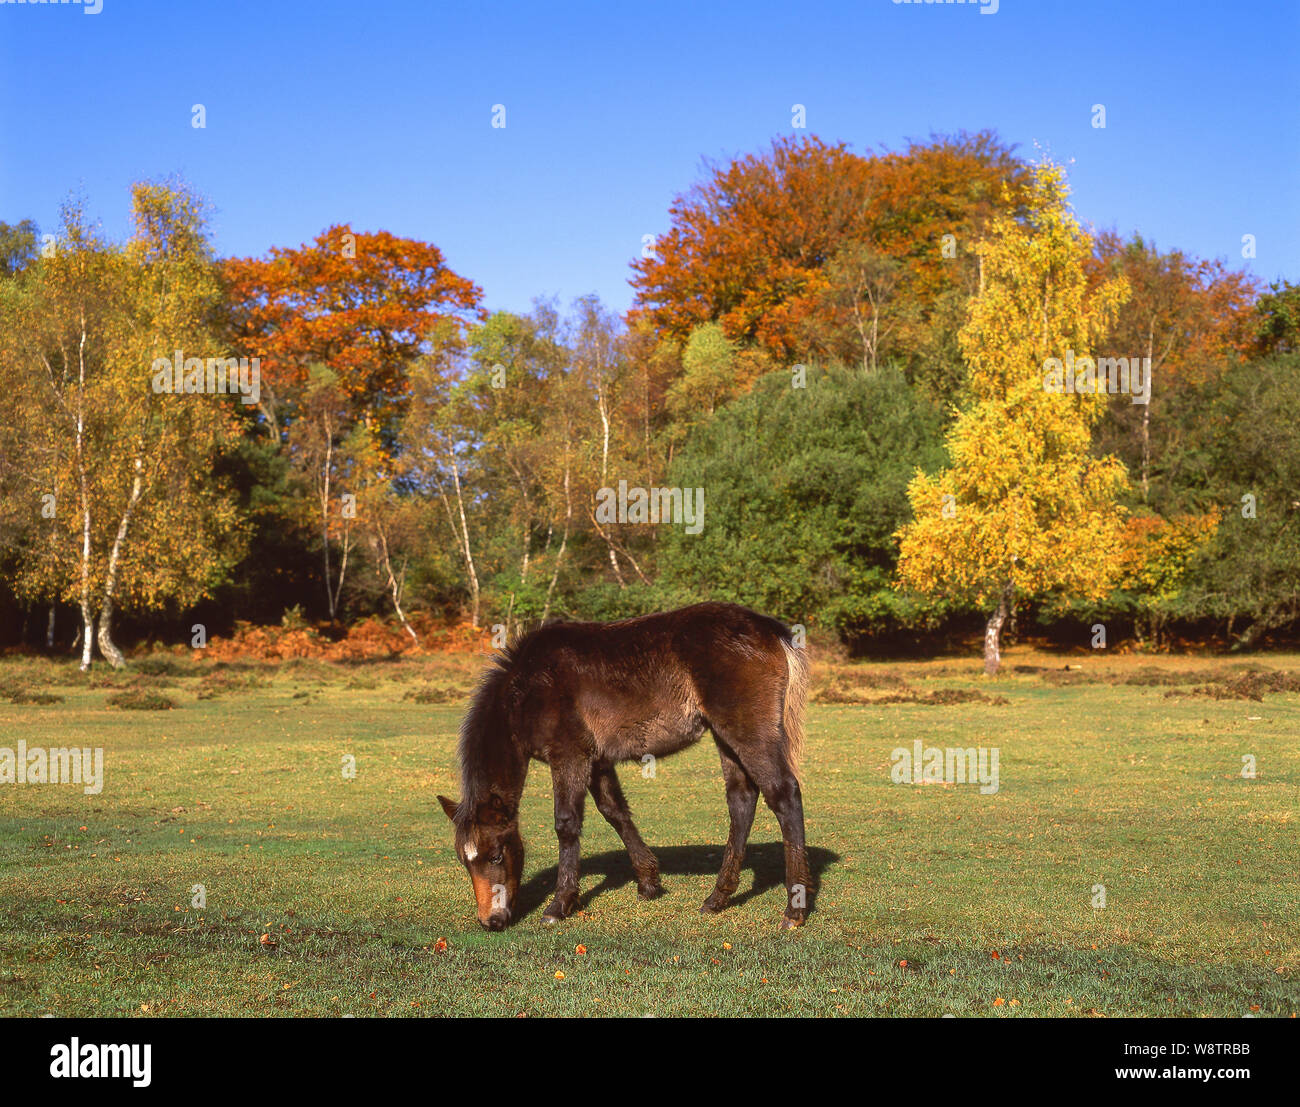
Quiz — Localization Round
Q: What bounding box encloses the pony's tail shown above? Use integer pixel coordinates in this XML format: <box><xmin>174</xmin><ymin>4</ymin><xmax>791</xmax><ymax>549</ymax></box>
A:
<box><xmin>780</xmin><ymin>637</ymin><xmax>810</xmax><ymax>778</ymax></box>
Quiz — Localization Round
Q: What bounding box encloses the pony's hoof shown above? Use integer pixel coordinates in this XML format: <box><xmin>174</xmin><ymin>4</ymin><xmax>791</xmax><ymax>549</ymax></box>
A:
<box><xmin>638</xmin><ymin>882</ymin><xmax>665</xmax><ymax>900</ymax></box>
<box><xmin>779</xmin><ymin>914</ymin><xmax>805</xmax><ymax>930</ymax></box>
<box><xmin>542</xmin><ymin>895</ymin><xmax>576</xmax><ymax>923</ymax></box>
<box><xmin>699</xmin><ymin>897</ymin><xmax>727</xmax><ymax>915</ymax></box>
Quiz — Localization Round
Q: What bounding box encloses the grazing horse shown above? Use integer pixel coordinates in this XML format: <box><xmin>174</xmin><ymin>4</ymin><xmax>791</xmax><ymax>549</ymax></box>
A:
<box><xmin>438</xmin><ymin>602</ymin><xmax>812</xmax><ymax>930</ymax></box>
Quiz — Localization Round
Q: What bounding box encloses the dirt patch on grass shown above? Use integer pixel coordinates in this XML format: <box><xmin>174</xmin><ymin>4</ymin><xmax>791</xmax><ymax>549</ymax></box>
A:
<box><xmin>197</xmin><ymin>670</ymin><xmax>271</xmax><ymax>700</ymax></box>
<box><xmin>1118</xmin><ymin>665</ymin><xmax>1240</xmax><ymax>686</ymax></box>
<box><xmin>106</xmin><ymin>689</ymin><xmax>176</xmax><ymax>711</ymax></box>
<box><xmin>0</xmin><ymin>680</ymin><xmax>64</xmax><ymax>705</ymax></box>
<box><xmin>813</xmin><ymin>676</ymin><xmax>1007</xmax><ymax>706</ymax></box>
<box><xmin>874</xmin><ymin>688</ymin><xmax>1010</xmax><ymax>706</ymax></box>
<box><xmin>402</xmin><ymin>684</ymin><xmax>462</xmax><ymax>705</ymax></box>
<box><xmin>1166</xmin><ymin>669</ymin><xmax>1300</xmax><ymax>702</ymax></box>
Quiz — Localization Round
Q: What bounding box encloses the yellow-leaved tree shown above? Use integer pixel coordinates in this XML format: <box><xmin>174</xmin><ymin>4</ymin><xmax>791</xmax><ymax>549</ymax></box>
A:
<box><xmin>0</xmin><ymin>185</ymin><xmax>245</xmax><ymax>669</ymax></box>
<box><xmin>896</xmin><ymin>160</ymin><xmax>1130</xmax><ymax>674</ymax></box>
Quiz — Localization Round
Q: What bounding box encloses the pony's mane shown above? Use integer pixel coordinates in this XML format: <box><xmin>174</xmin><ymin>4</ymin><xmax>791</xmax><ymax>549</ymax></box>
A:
<box><xmin>456</xmin><ymin>644</ymin><xmax>526</xmax><ymax>818</ymax></box>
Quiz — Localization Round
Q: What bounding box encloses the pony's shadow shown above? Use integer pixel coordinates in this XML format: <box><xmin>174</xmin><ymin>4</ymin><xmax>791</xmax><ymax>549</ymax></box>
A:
<box><xmin>515</xmin><ymin>842</ymin><xmax>839</xmax><ymax>920</ymax></box>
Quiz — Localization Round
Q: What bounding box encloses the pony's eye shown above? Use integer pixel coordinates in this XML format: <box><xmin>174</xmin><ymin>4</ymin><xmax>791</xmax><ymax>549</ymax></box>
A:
<box><xmin>490</xmin><ymin>853</ymin><xmax>504</xmax><ymax>865</ymax></box>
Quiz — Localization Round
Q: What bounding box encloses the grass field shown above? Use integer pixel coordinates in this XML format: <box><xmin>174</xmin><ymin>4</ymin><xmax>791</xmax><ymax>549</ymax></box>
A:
<box><xmin>1</xmin><ymin>648</ymin><xmax>1296</xmax><ymax>1018</ymax></box>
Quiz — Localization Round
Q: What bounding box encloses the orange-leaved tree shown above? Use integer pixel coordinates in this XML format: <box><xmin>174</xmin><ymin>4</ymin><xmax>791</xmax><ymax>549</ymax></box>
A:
<box><xmin>222</xmin><ymin>225</ymin><xmax>484</xmax><ymax>441</ymax></box>
<box><xmin>629</xmin><ymin>131</ymin><xmax>1031</xmax><ymax>373</ymax></box>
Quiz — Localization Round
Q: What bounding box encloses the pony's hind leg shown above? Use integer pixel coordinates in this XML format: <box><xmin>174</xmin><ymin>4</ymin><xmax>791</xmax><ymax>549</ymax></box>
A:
<box><xmin>701</xmin><ymin>739</ymin><xmax>759</xmax><ymax>915</ymax></box>
<box><xmin>715</xmin><ymin>735</ymin><xmax>812</xmax><ymax>929</ymax></box>
<box><xmin>767</xmin><ymin>764</ymin><xmax>812</xmax><ymax>929</ymax></box>
<box><xmin>543</xmin><ymin>759</ymin><xmax>590</xmax><ymax>923</ymax></box>
<box><xmin>589</xmin><ymin>762</ymin><xmax>663</xmax><ymax>899</ymax></box>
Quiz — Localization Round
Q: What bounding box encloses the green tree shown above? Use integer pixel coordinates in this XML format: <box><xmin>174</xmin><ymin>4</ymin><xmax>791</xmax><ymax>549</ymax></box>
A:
<box><xmin>0</xmin><ymin>218</ymin><xmax>38</xmax><ymax>277</ymax></box>
<box><xmin>659</xmin><ymin>364</ymin><xmax>945</xmax><ymax>633</ymax></box>
<box><xmin>1171</xmin><ymin>354</ymin><xmax>1300</xmax><ymax>645</ymax></box>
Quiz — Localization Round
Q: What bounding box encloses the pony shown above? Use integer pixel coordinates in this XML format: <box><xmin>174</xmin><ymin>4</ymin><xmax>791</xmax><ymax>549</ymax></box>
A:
<box><xmin>438</xmin><ymin>602</ymin><xmax>812</xmax><ymax>929</ymax></box>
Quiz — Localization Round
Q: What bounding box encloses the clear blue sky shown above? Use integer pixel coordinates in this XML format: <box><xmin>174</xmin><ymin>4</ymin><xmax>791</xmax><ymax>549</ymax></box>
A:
<box><xmin>2</xmin><ymin>0</ymin><xmax>1295</xmax><ymax>315</ymax></box>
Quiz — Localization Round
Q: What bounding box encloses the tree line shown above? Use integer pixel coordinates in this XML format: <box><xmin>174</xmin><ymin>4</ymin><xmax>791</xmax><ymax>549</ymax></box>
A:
<box><xmin>1</xmin><ymin>131</ymin><xmax>1296</xmax><ymax>670</ymax></box>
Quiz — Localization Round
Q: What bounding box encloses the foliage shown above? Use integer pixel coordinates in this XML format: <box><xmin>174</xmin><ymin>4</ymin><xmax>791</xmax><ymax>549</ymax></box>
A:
<box><xmin>897</xmin><ymin>161</ymin><xmax>1131</xmax><ymax>665</ymax></box>
<box><xmin>660</xmin><ymin>364</ymin><xmax>945</xmax><ymax>631</ymax></box>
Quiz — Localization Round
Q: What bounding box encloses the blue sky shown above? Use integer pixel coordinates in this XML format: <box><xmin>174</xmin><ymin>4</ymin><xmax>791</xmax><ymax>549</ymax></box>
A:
<box><xmin>2</xmin><ymin>0</ymin><xmax>1295</xmax><ymax>314</ymax></box>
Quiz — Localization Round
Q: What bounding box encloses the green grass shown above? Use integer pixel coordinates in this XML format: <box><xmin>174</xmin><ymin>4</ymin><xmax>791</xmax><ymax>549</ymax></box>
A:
<box><xmin>1</xmin><ymin>649</ymin><xmax>1296</xmax><ymax>1017</ymax></box>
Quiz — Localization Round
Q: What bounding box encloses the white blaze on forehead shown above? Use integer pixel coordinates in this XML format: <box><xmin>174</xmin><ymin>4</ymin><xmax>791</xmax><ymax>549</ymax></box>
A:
<box><xmin>463</xmin><ymin>841</ymin><xmax>478</xmax><ymax>862</ymax></box>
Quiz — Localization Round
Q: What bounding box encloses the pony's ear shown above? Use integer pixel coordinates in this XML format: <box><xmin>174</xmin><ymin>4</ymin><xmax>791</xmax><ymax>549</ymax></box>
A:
<box><xmin>437</xmin><ymin>795</ymin><xmax>460</xmax><ymax>822</ymax></box>
<box><xmin>476</xmin><ymin>793</ymin><xmax>515</xmax><ymax>826</ymax></box>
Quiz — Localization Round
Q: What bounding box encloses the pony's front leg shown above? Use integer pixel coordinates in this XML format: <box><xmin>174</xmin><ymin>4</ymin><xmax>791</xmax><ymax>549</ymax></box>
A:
<box><xmin>542</xmin><ymin>761</ymin><xmax>590</xmax><ymax>923</ymax></box>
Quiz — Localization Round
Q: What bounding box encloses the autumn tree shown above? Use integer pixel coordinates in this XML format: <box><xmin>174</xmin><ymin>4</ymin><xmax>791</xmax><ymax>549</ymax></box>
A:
<box><xmin>395</xmin><ymin>321</ymin><xmax>490</xmax><ymax>626</ymax></box>
<box><xmin>811</xmin><ymin>241</ymin><xmax>910</xmax><ymax>372</ymax></box>
<box><xmin>0</xmin><ymin>185</ymin><xmax>244</xmax><ymax>668</ymax></box>
<box><xmin>222</xmin><ymin>225</ymin><xmax>484</xmax><ymax>441</ymax></box>
<box><xmin>345</xmin><ymin>424</ymin><xmax>421</xmax><ymax>642</ymax></box>
<box><xmin>896</xmin><ymin>161</ymin><xmax>1130</xmax><ymax>674</ymax></box>
<box><xmin>466</xmin><ymin>310</ymin><xmax>561</xmax><ymax>597</ymax></box>
<box><xmin>630</xmin><ymin>130</ymin><xmax>1031</xmax><ymax>377</ymax></box>
<box><xmin>565</xmin><ymin>295</ymin><xmax>649</xmax><ymax>589</ymax></box>
<box><xmin>1092</xmin><ymin>232</ymin><xmax>1256</xmax><ymax>505</ymax></box>
<box><xmin>1110</xmin><ymin>513</ymin><xmax>1220</xmax><ymax>647</ymax></box>
<box><xmin>286</xmin><ymin>365</ymin><xmax>359</xmax><ymax>621</ymax></box>
<box><xmin>630</xmin><ymin>135</ymin><xmax>870</xmax><ymax>363</ymax></box>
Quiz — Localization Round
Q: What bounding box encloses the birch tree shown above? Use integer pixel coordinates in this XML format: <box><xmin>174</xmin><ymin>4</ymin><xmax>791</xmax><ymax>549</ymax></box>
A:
<box><xmin>896</xmin><ymin>161</ymin><xmax>1130</xmax><ymax>675</ymax></box>
<box><xmin>0</xmin><ymin>186</ymin><xmax>243</xmax><ymax>668</ymax></box>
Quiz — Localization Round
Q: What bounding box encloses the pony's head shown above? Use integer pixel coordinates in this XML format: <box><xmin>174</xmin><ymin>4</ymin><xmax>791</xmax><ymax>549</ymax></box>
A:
<box><xmin>438</xmin><ymin>793</ymin><xmax>523</xmax><ymax>930</ymax></box>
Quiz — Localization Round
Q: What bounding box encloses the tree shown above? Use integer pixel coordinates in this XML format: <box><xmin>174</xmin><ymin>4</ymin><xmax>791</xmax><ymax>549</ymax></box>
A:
<box><xmin>1092</xmin><ymin>232</ymin><xmax>1256</xmax><ymax>505</ymax></box>
<box><xmin>0</xmin><ymin>218</ymin><xmax>38</xmax><ymax>276</ymax></box>
<box><xmin>811</xmin><ymin>240</ymin><xmax>909</xmax><ymax>372</ymax></box>
<box><xmin>397</xmin><ymin>324</ymin><xmax>488</xmax><ymax>626</ymax></box>
<box><xmin>1251</xmin><ymin>280</ymin><xmax>1300</xmax><ymax>357</ymax></box>
<box><xmin>630</xmin><ymin>135</ymin><xmax>870</xmax><ymax>363</ymax></box>
<box><xmin>0</xmin><ymin>185</ymin><xmax>244</xmax><ymax>668</ymax></box>
<box><xmin>287</xmin><ymin>365</ymin><xmax>356</xmax><ymax>621</ymax></box>
<box><xmin>660</xmin><ymin>364</ymin><xmax>945</xmax><ymax>634</ymax></box>
<box><xmin>1171</xmin><ymin>354</ymin><xmax>1300</xmax><ymax>646</ymax></box>
<box><xmin>222</xmin><ymin>225</ymin><xmax>483</xmax><ymax>441</ymax></box>
<box><xmin>1109</xmin><ymin>512</ymin><xmax>1220</xmax><ymax>647</ymax></box>
<box><xmin>666</xmin><ymin>322</ymin><xmax>738</xmax><ymax>430</ymax></box>
<box><xmin>896</xmin><ymin>161</ymin><xmax>1130</xmax><ymax>674</ymax></box>
<box><xmin>630</xmin><ymin>131</ymin><xmax>1031</xmax><ymax>368</ymax></box>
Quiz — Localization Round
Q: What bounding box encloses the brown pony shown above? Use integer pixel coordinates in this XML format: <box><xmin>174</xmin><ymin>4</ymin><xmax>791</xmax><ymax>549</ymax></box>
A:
<box><xmin>438</xmin><ymin>602</ymin><xmax>812</xmax><ymax>930</ymax></box>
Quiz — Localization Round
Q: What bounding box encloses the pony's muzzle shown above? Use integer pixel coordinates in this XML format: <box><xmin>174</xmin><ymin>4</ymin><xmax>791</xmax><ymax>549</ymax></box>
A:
<box><xmin>482</xmin><ymin>910</ymin><xmax>510</xmax><ymax>931</ymax></box>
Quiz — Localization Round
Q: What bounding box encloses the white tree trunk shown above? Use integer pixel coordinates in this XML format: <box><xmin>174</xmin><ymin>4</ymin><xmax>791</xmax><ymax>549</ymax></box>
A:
<box><xmin>95</xmin><ymin>456</ymin><xmax>144</xmax><ymax>669</ymax></box>
<box><xmin>983</xmin><ymin>581</ymin><xmax>1014</xmax><ymax>676</ymax></box>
